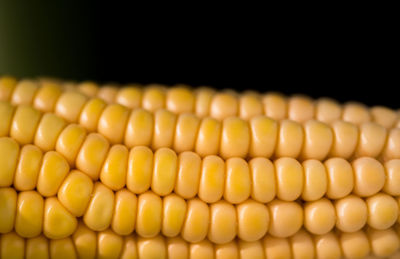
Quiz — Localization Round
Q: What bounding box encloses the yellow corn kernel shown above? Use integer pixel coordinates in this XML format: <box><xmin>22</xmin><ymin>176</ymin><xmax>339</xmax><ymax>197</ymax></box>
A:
<box><xmin>262</xmin><ymin>93</ymin><xmax>287</xmax><ymax>120</ymax></box>
<box><xmin>210</xmin><ymin>92</ymin><xmax>238</xmax><ymax>120</ymax></box>
<box><xmin>174</xmin><ymin>151</ymin><xmax>201</xmax><ymax>199</ymax></box>
<box><xmin>166</xmin><ymin>86</ymin><xmax>195</xmax><ymax>114</ymax></box>
<box><xmin>238</xmin><ymin>240</ymin><xmax>264</xmax><ymax>259</ymax></box>
<box><xmin>224</xmin><ymin>157</ymin><xmax>251</xmax><ymax>204</ymax></box>
<box><xmin>366</xmin><ymin>193</ymin><xmax>398</xmax><ymax>230</ymax></box>
<box><xmin>115</xmin><ymin>86</ymin><xmax>142</xmax><ymax>109</ymax></box>
<box><xmin>77</xmin><ymin>81</ymin><xmax>99</xmax><ymax>97</ymax></box>
<box><xmin>100</xmin><ymin>144</ymin><xmax>128</xmax><ymax>191</ymax></box>
<box><xmin>152</xmin><ymin>109</ymin><xmax>176</xmax><ymax>150</ymax></box>
<box><xmin>313</xmin><ymin>232</ymin><xmax>342</xmax><ymax>259</ymax></box>
<box><xmin>288</xmin><ymin>95</ymin><xmax>314</xmax><ymax>123</ymax></box>
<box><xmin>98</xmin><ymin>230</ymin><xmax>124</xmax><ymax>259</ymax></box>
<box><xmin>76</xmin><ymin>133</ymin><xmax>110</xmax><ymax>180</ymax></box>
<box><xmin>342</xmin><ymin>102</ymin><xmax>371</xmax><ymax>125</ymax></box>
<box><xmin>324</xmin><ymin>157</ymin><xmax>354</xmax><ymax>199</ymax></box>
<box><xmin>239</xmin><ymin>92</ymin><xmax>263</xmax><ymax>120</ymax></box>
<box><xmin>189</xmin><ymin>239</ymin><xmax>214</xmax><ymax>259</ymax></box>
<box><xmin>315</xmin><ymin>98</ymin><xmax>342</xmax><ymax>124</ymax></box>
<box><xmin>215</xmin><ymin>242</ymin><xmax>238</xmax><ymax>259</ymax></box>
<box><xmin>26</xmin><ymin>235</ymin><xmax>49</xmax><ymax>259</ymax></box>
<box><xmin>0</xmin><ymin>137</ymin><xmax>19</xmax><ymax>187</ymax></box>
<box><xmin>357</xmin><ymin>123</ymin><xmax>388</xmax><ymax>158</ymax></box>
<box><xmin>97</xmin><ymin>85</ymin><xmax>118</xmax><ymax>103</ymax></box>
<box><xmin>173</xmin><ymin>113</ymin><xmax>200</xmax><ymax>153</ymax></box>
<box><xmin>126</xmin><ymin>146</ymin><xmax>153</xmax><ymax>194</ymax></box>
<box><xmin>208</xmin><ymin>200</ymin><xmax>237</xmax><ymax>245</ymax></box>
<box><xmin>120</xmin><ymin>236</ymin><xmax>138</xmax><ymax>259</ymax></box>
<box><xmin>237</xmin><ymin>199</ymin><xmax>269</xmax><ymax>242</ymax></box>
<box><xmin>142</xmin><ymin>85</ymin><xmax>166</xmax><ymax>112</ymax></box>
<box><xmin>181</xmin><ymin>198</ymin><xmax>210</xmax><ymax>243</ymax></box>
<box><xmin>44</xmin><ymin>197</ymin><xmax>77</xmax><ymax>239</ymax></box>
<box><xmin>162</xmin><ymin>194</ymin><xmax>187</xmax><ymax>237</ymax></box>
<box><xmin>340</xmin><ymin>231</ymin><xmax>370</xmax><ymax>259</ymax></box>
<box><xmin>11</xmin><ymin>105</ymin><xmax>42</xmax><ymax>145</ymax></box>
<box><xmin>112</xmin><ymin>189</ymin><xmax>137</xmax><ymax>235</ymax></box>
<box><xmin>11</xmin><ymin>80</ymin><xmax>38</xmax><ymax>105</ymax></box>
<box><xmin>274</xmin><ymin>157</ymin><xmax>303</xmax><ymax>201</ymax></box>
<box><xmin>335</xmin><ymin>195</ymin><xmax>367</xmax><ymax>232</ymax></box>
<box><xmin>33</xmin><ymin>82</ymin><xmax>62</xmax><ymax>112</ymax></box>
<box><xmin>136</xmin><ymin>191</ymin><xmax>162</xmax><ymax>238</ymax></box>
<box><xmin>98</xmin><ymin>104</ymin><xmax>130</xmax><ymax>144</ymax></box>
<box><xmin>371</xmin><ymin>106</ymin><xmax>397</xmax><ymax>129</ymax></box>
<box><xmin>195</xmin><ymin>117</ymin><xmax>221</xmax><ymax>157</ymax></box>
<box><xmin>352</xmin><ymin>157</ymin><xmax>385</xmax><ymax>197</ymax></box>
<box><xmin>275</xmin><ymin>119</ymin><xmax>304</xmax><ymax>158</ymax></box>
<box><xmin>72</xmin><ymin>222</ymin><xmax>97</xmax><ymax>259</ymax></box>
<box><xmin>55</xmin><ymin>123</ymin><xmax>87</xmax><ymax>166</ymax></box>
<box><xmin>368</xmin><ymin>228</ymin><xmax>400</xmax><ymax>257</ymax></box>
<box><xmin>58</xmin><ymin>170</ymin><xmax>94</xmax><ymax>217</ymax></box>
<box><xmin>167</xmin><ymin>237</ymin><xmax>189</xmax><ymax>259</ymax></box>
<box><xmin>220</xmin><ymin>117</ymin><xmax>249</xmax><ymax>159</ymax></box>
<box><xmin>79</xmin><ymin>98</ymin><xmax>107</xmax><ymax>132</ymax></box>
<box><xmin>124</xmin><ymin>109</ymin><xmax>154</xmax><ymax>147</ymax></box>
<box><xmin>198</xmin><ymin>155</ymin><xmax>225</xmax><ymax>203</ymax></box>
<box><xmin>84</xmin><ymin>182</ymin><xmax>115</xmax><ymax>231</ymax></box>
<box><xmin>55</xmin><ymin>91</ymin><xmax>88</xmax><ymax>123</ymax></box>
<box><xmin>195</xmin><ymin>87</ymin><xmax>215</xmax><ymax>118</ymax></box>
<box><xmin>151</xmin><ymin>148</ymin><xmax>178</xmax><ymax>196</ymax></box>
<box><xmin>301</xmin><ymin>120</ymin><xmax>333</xmax><ymax>160</ymax></box>
<box><xmin>37</xmin><ymin>151</ymin><xmax>69</xmax><ymax>197</ymax></box>
<box><xmin>50</xmin><ymin>237</ymin><xmax>77</xmax><ymax>259</ymax></box>
<box><xmin>304</xmin><ymin>198</ymin><xmax>336</xmax><ymax>235</ymax></box>
<box><xmin>0</xmin><ymin>76</ymin><xmax>17</xmax><ymax>100</ymax></box>
<box><xmin>290</xmin><ymin>229</ymin><xmax>315</xmax><ymax>259</ymax></box>
<box><xmin>249</xmin><ymin>116</ymin><xmax>278</xmax><ymax>158</ymax></box>
<box><xmin>15</xmin><ymin>191</ymin><xmax>44</xmax><ymax>238</ymax></box>
<box><xmin>137</xmin><ymin>235</ymin><xmax>167</xmax><ymax>259</ymax></box>
<box><xmin>301</xmin><ymin>159</ymin><xmax>327</xmax><ymax>201</ymax></box>
<box><xmin>249</xmin><ymin>158</ymin><xmax>276</xmax><ymax>203</ymax></box>
<box><xmin>0</xmin><ymin>101</ymin><xmax>15</xmax><ymax>136</ymax></box>
<box><xmin>34</xmin><ymin>113</ymin><xmax>67</xmax><ymax>151</ymax></box>
<box><xmin>263</xmin><ymin>235</ymin><xmax>291</xmax><ymax>259</ymax></box>
<box><xmin>383</xmin><ymin>129</ymin><xmax>400</xmax><ymax>162</ymax></box>
<box><xmin>268</xmin><ymin>200</ymin><xmax>303</xmax><ymax>238</ymax></box>
<box><xmin>0</xmin><ymin>187</ymin><xmax>17</xmax><ymax>233</ymax></box>
<box><xmin>383</xmin><ymin>159</ymin><xmax>400</xmax><ymax>196</ymax></box>
<box><xmin>0</xmin><ymin>232</ymin><xmax>25</xmax><ymax>259</ymax></box>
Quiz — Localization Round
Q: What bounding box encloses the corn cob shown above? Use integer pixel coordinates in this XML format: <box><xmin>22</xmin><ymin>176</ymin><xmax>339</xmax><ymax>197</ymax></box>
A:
<box><xmin>2</xmin><ymin>225</ymin><xmax>400</xmax><ymax>259</ymax></box>
<box><xmin>2</xmin><ymin>100</ymin><xmax>400</xmax><ymax>162</ymax></box>
<box><xmin>2</xmin><ymin>76</ymin><xmax>400</xmax><ymax>128</ymax></box>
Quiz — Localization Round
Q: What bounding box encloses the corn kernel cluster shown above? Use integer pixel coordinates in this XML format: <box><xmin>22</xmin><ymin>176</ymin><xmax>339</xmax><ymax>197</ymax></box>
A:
<box><xmin>1</xmin><ymin>76</ymin><xmax>400</xmax><ymax>258</ymax></box>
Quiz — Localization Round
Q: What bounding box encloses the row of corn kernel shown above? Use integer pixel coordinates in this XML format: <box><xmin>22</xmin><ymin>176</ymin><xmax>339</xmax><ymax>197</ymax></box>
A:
<box><xmin>1</xmin><ymin>224</ymin><xmax>400</xmax><ymax>259</ymax></box>
<box><xmin>2</xmin><ymin>77</ymin><xmax>399</xmax><ymax>129</ymax></box>
<box><xmin>2</xmin><ymin>100</ymin><xmax>400</xmax><ymax>162</ymax></box>
<box><xmin>2</xmin><ymin>182</ymin><xmax>399</xmax><ymax>243</ymax></box>
<box><xmin>3</xmin><ymin>134</ymin><xmax>400</xmax><ymax>204</ymax></box>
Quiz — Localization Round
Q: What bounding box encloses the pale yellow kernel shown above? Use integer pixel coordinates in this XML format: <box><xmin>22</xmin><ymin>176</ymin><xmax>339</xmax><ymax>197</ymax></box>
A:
<box><xmin>112</xmin><ymin>189</ymin><xmax>137</xmax><ymax>236</ymax></box>
<box><xmin>383</xmin><ymin>159</ymin><xmax>400</xmax><ymax>196</ymax></box>
<box><xmin>238</xmin><ymin>240</ymin><xmax>265</xmax><ymax>259</ymax></box>
<box><xmin>55</xmin><ymin>124</ymin><xmax>87</xmax><ymax>167</ymax></box>
<box><xmin>152</xmin><ymin>148</ymin><xmax>178</xmax><ymax>196</ymax></box>
<box><xmin>239</xmin><ymin>92</ymin><xmax>263</xmax><ymax>120</ymax></box>
<box><xmin>290</xmin><ymin>229</ymin><xmax>315</xmax><ymax>259</ymax></box>
<box><xmin>324</xmin><ymin>158</ymin><xmax>354</xmax><ymax>199</ymax></box>
<box><xmin>173</xmin><ymin>113</ymin><xmax>200</xmax><ymax>153</ymax></box>
<box><xmin>136</xmin><ymin>191</ymin><xmax>162</xmax><ymax>238</ymax></box>
<box><xmin>263</xmin><ymin>235</ymin><xmax>291</xmax><ymax>259</ymax></box>
<box><xmin>208</xmin><ymin>200</ymin><xmax>237</xmax><ymax>244</ymax></box>
<box><xmin>335</xmin><ymin>195</ymin><xmax>368</xmax><ymax>232</ymax></box>
<box><xmin>124</xmin><ymin>109</ymin><xmax>154</xmax><ymax>148</ymax></box>
<box><xmin>249</xmin><ymin>116</ymin><xmax>278</xmax><ymax>158</ymax></box>
<box><xmin>126</xmin><ymin>146</ymin><xmax>153</xmax><ymax>194</ymax></box>
<box><xmin>189</xmin><ymin>239</ymin><xmax>215</xmax><ymax>259</ymax></box>
<box><xmin>98</xmin><ymin>230</ymin><xmax>124</xmax><ymax>259</ymax></box>
<box><xmin>152</xmin><ymin>109</ymin><xmax>177</xmax><ymax>150</ymax></box>
<box><xmin>366</xmin><ymin>193</ymin><xmax>398</xmax><ymax>230</ymax></box>
<box><xmin>77</xmin><ymin>81</ymin><xmax>99</xmax><ymax>97</ymax></box>
<box><xmin>274</xmin><ymin>157</ymin><xmax>303</xmax><ymax>201</ymax></box>
<box><xmin>115</xmin><ymin>86</ymin><xmax>142</xmax><ymax>109</ymax></box>
<box><xmin>58</xmin><ymin>170</ymin><xmax>94</xmax><ymax>217</ymax></box>
<box><xmin>11</xmin><ymin>79</ymin><xmax>38</xmax><ymax>105</ymax></box>
<box><xmin>34</xmin><ymin>113</ymin><xmax>67</xmax><ymax>151</ymax></box>
<box><xmin>166</xmin><ymin>86</ymin><xmax>195</xmax><ymax>114</ymax></box>
<box><xmin>195</xmin><ymin>117</ymin><xmax>221</xmax><ymax>157</ymax></box>
<box><xmin>100</xmin><ymin>144</ymin><xmax>128</xmax><ymax>191</ymax></box>
<box><xmin>55</xmin><ymin>91</ymin><xmax>88</xmax><ymax>123</ymax></box>
<box><xmin>383</xmin><ymin>128</ymin><xmax>400</xmax><ymax>161</ymax></box>
<box><xmin>330</xmin><ymin>120</ymin><xmax>359</xmax><ymax>159</ymax></box>
<box><xmin>79</xmin><ymin>98</ymin><xmax>107</xmax><ymax>132</ymax></box>
<box><xmin>167</xmin><ymin>237</ymin><xmax>189</xmax><ymax>259</ymax></box>
<box><xmin>162</xmin><ymin>194</ymin><xmax>187</xmax><ymax>237</ymax></box>
<box><xmin>98</xmin><ymin>104</ymin><xmax>130</xmax><ymax>144</ymax></box>
<box><xmin>237</xmin><ymin>199</ymin><xmax>269</xmax><ymax>242</ymax></box>
<box><xmin>352</xmin><ymin>157</ymin><xmax>385</xmax><ymax>197</ymax></box>
<box><xmin>72</xmin><ymin>222</ymin><xmax>97</xmax><ymax>259</ymax></box>
<box><xmin>342</xmin><ymin>102</ymin><xmax>371</xmax><ymax>125</ymax></box>
<box><xmin>198</xmin><ymin>155</ymin><xmax>225</xmax><ymax>203</ymax></box>
<box><xmin>301</xmin><ymin>120</ymin><xmax>333</xmax><ymax>160</ymax></box>
<box><xmin>142</xmin><ymin>85</ymin><xmax>166</xmax><ymax>112</ymax></box>
<box><xmin>220</xmin><ymin>117</ymin><xmax>250</xmax><ymax>159</ymax></box>
<box><xmin>195</xmin><ymin>87</ymin><xmax>215</xmax><ymax>118</ymax></box>
<box><xmin>224</xmin><ymin>157</ymin><xmax>251</xmax><ymax>204</ymax></box>
<box><xmin>249</xmin><ymin>158</ymin><xmax>276</xmax><ymax>203</ymax></box>
<box><xmin>371</xmin><ymin>106</ymin><xmax>397</xmax><ymax>129</ymax></box>
<box><xmin>83</xmin><ymin>182</ymin><xmax>114</xmax><ymax>231</ymax></box>
<box><xmin>181</xmin><ymin>198</ymin><xmax>210</xmax><ymax>243</ymax></box>
<box><xmin>304</xmin><ymin>198</ymin><xmax>336</xmax><ymax>235</ymax></box>
<box><xmin>288</xmin><ymin>95</ymin><xmax>315</xmax><ymax>123</ymax></box>
<box><xmin>11</xmin><ymin>105</ymin><xmax>42</xmax><ymax>145</ymax></box>
<box><xmin>215</xmin><ymin>242</ymin><xmax>238</xmax><ymax>259</ymax></box>
<box><xmin>97</xmin><ymin>85</ymin><xmax>119</xmax><ymax>103</ymax></box>
<box><xmin>314</xmin><ymin>232</ymin><xmax>342</xmax><ymax>259</ymax></box>
<box><xmin>315</xmin><ymin>98</ymin><xmax>342</xmax><ymax>123</ymax></box>
<box><xmin>275</xmin><ymin>120</ymin><xmax>304</xmax><ymax>158</ymax></box>
<box><xmin>15</xmin><ymin>191</ymin><xmax>44</xmax><ymax>238</ymax></box>
<box><xmin>368</xmin><ymin>228</ymin><xmax>400</xmax><ymax>257</ymax></box>
<box><xmin>268</xmin><ymin>200</ymin><xmax>303</xmax><ymax>238</ymax></box>
<box><xmin>0</xmin><ymin>188</ymin><xmax>17</xmax><ymax>233</ymax></box>
<box><xmin>33</xmin><ymin>83</ymin><xmax>62</xmax><ymax>112</ymax></box>
<box><xmin>262</xmin><ymin>93</ymin><xmax>287</xmax><ymax>120</ymax></box>
<box><xmin>340</xmin><ymin>231</ymin><xmax>370</xmax><ymax>259</ymax></box>
<box><xmin>355</xmin><ymin>122</ymin><xmax>387</xmax><ymax>158</ymax></box>
<box><xmin>210</xmin><ymin>92</ymin><xmax>238</xmax><ymax>120</ymax></box>
<box><xmin>175</xmin><ymin>151</ymin><xmax>201</xmax><ymax>199</ymax></box>
<box><xmin>0</xmin><ymin>137</ymin><xmax>20</xmax><ymax>187</ymax></box>
<box><xmin>44</xmin><ymin>197</ymin><xmax>77</xmax><ymax>239</ymax></box>
<box><xmin>137</xmin><ymin>235</ymin><xmax>167</xmax><ymax>259</ymax></box>
<box><xmin>120</xmin><ymin>236</ymin><xmax>138</xmax><ymax>259</ymax></box>
<box><xmin>302</xmin><ymin>159</ymin><xmax>327</xmax><ymax>201</ymax></box>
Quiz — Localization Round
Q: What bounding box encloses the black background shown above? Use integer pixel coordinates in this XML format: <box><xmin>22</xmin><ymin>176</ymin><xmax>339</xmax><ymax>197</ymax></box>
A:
<box><xmin>0</xmin><ymin>2</ymin><xmax>398</xmax><ymax>108</ymax></box>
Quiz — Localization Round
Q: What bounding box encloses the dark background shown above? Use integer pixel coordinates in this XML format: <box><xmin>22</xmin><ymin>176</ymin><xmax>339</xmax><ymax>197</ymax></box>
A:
<box><xmin>0</xmin><ymin>2</ymin><xmax>397</xmax><ymax>108</ymax></box>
